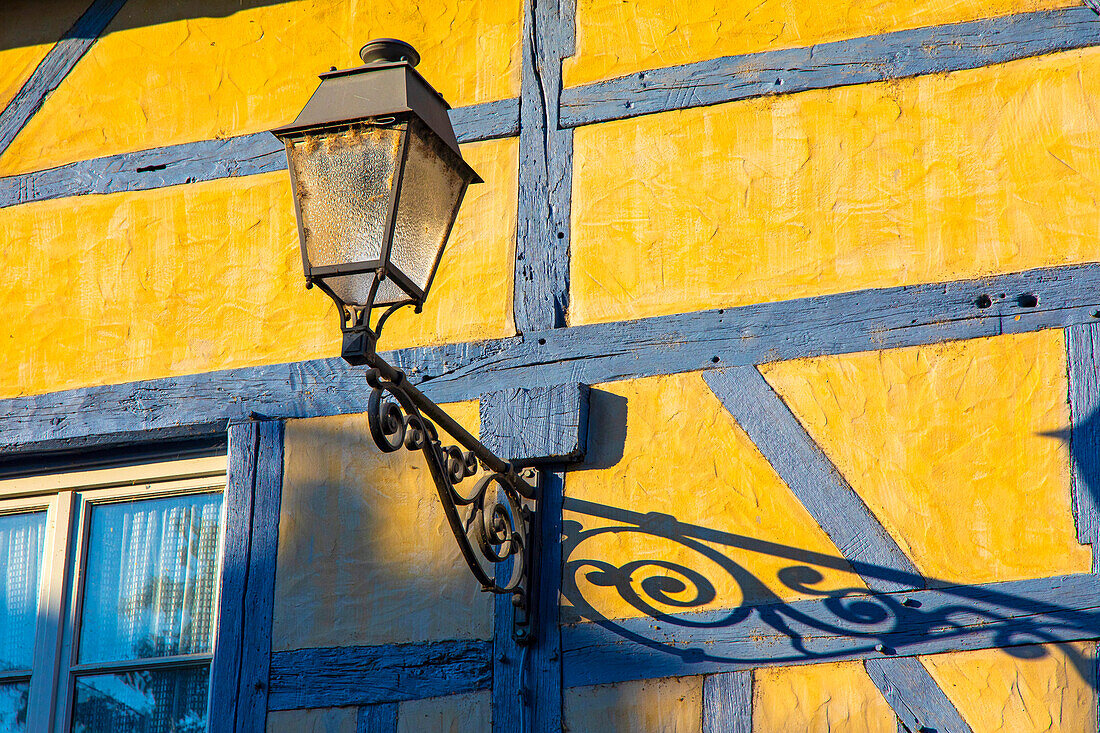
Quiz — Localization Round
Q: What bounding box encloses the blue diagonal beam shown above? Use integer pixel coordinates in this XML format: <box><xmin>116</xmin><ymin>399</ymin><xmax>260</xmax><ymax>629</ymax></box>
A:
<box><xmin>0</xmin><ymin>0</ymin><xmax>128</xmax><ymax>157</ymax></box>
<box><xmin>702</xmin><ymin>367</ymin><xmax>919</xmax><ymax>592</ymax></box>
<box><xmin>703</xmin><ymin>366</ymin><xmax>971</xmax><ymax>733</ymax></box>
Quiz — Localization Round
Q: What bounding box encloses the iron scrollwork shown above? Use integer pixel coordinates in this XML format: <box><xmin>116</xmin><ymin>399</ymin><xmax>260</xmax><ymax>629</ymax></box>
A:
<box><xmin>364</xmin><ymin>364</ymin><xmax>537</xmax><ymax>642</ymax></box>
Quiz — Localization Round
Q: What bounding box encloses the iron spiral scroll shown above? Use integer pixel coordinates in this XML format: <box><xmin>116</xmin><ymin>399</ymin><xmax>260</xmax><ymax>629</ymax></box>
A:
<box><xmin>364</xmin><ymin>366</ymin><xmax>536</xmax><ymax>634</ymax></box>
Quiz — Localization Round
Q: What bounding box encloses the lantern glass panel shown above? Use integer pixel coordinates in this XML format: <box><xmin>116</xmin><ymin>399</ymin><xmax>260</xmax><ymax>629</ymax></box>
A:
<box><xmin>388</xmin><ymin>122</ymin><xmax>471</xmax><ymax>297</ymax></box>
<box><xmin>285</xmin><ymin>123</ymin><xmax>406</xmax><ymax>305</ymax></box>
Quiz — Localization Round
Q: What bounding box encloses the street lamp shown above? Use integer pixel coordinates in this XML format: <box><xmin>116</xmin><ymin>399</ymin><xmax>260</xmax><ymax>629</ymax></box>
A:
<box><xmin>272</xmin><ymin>40</ymin><xmax>535</xmax><ymax>641</ymax></box>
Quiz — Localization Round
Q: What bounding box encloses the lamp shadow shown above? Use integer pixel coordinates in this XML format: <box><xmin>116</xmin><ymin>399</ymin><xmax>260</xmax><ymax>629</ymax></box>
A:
<box><xmin>559</xmin><ymin>497</ymin><xmax>1100</xmax><ymax>690</ymax></box>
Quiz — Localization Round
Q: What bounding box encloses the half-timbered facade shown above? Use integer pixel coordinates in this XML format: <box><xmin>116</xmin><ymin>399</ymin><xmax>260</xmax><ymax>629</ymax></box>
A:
<box><xmin>2</xmin><ymin>0</ymin><xmax>1099</xmax><ymax>731</ymax></box>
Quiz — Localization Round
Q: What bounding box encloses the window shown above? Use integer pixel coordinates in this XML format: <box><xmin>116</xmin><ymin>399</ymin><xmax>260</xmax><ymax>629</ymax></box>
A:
<box><xmin>0</xmin><ymin>457</ymin><xmax>226</xmax><ymax>732</ymax></box>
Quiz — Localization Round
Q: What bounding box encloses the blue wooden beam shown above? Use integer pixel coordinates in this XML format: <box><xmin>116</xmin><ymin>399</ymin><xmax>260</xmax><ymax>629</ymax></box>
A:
<box><xmin>480</xmin><ymin>383</ymin><xmax>589</xmax><ymax>466</ymax></box>
<box><xmin>267</xmin><ymin>640</ymin><xmax>493</xmax><ymax>710</ymax></box>
<box><xmin>0</xmin><ymin>0</ymin><xmax>128</xmax><ymax>157</ymax></box>
<box><xmin>529</xmin><ymin>469</ymin><xmax>565</xmax><ymax>733</ymax></box>
<box><xmin>0</xmin><ymin>98</ymin><xmax>519</xmax><ymax>208</ymax></box>
<box><xmin>560</xmin><ymin>8</ymin><xmax>1100</xmax><ymax>128</ymax></box>
<box><xmin>513</xmin><ymin>0</ymin><xmax>575</xmax><ymax>332</ymax></box>
<box><xmin>560</xmin><ymin>572</ymin><xmax>1100</xmax><ymax>687</ymax></box>
<box><xmin>703</xmin><ymin>367</ymin><xmax>969</xmax><ymax>731</ymax></box>
<box><xmin>865</xmin><ymin>657</ymin><xmax>970</xmax><ymax>733</ymax></box>
<box><xmin>357</xmin><ymin>703</ymin><xmax>399</xmax><ymax>733</ymax></box>
<box><xmin>209</xmin><ymin>423</ymin><xmax>258</xmax><ymax>733</ymax></box>
<box><xmin>5</xmin><ymin>263</ymin><xmax>1100</xmax><ymax>457</ymax></box>
<box><xmin>703</xmin><ymin>367</ymin><xmax>920</xmax><ymax>592</ymax></box>
<box><xmin>1066</xmin><ymin>323</ymin><xmax>1100</xmax><ymax>558</ymax></box>
<box><xmin>210</xmin><ymin>419</ymin><xmax>284</xmax><ymax>733</ymax></box>
<box><xmin>702</xmin><ymin>671</ymin><xmax>752</xmax><ymax>733</ymax></box>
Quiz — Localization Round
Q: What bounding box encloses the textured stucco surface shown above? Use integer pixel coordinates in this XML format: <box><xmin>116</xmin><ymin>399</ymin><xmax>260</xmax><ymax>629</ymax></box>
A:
<box><xmin>762</xmin><ymin>330</ymin><xmax>1091</xmax><ymax>585</ymax></box>
<box><xmin>752</xmin><ymin>662</ymin><xmax>896</xmax><ymax>732</ymax></box>
<box><xmin>921</xmin><ymin>642</ymin><xmax>1097</xmax><ymax>732</ymax></box>
<box><xmin>564</xmin><ymin>0</ymin><xmax>1077</xmax><ymax>86</ymax></box>
<box><xmin>563</xmin><ymin>373</ymin><xmax>861</xmax><ymax>625</ymax></box>
<box><xmin>0</xmin><ymin>0</ymin><xmax>522</xmax><ymax>175</ymax></box>
<box><xmin>266</xmin><ymin>706</ymin><xmax>357</xmax><ymax>733</ymax></box>
<box><xmin>397</xmin><ymin>692</ymin><xmax>490</xmax><ymax>733</ymax></box>
<box><xmin>0</xmin><ymin>138</ymin><xmax>515</xmax><ymax>399</ymax></box>
<box><xmin>273</xmin><ymin>402</ymin><xmax>494</xmax><ymax>649</ymax></box>
<box><xmin>571</xmin><ymin>48</ymin><xmax>1100</xmax><ymax>325</ymax></box>
<box><xmin>0</xmin><ymin>0</ymin><xmax>89</xmax><ymax>111</ymax></box>
<box><xmin>564</xmin><ymin>676</ymin><xmax>703</xmax><ymax>733</ymax></box>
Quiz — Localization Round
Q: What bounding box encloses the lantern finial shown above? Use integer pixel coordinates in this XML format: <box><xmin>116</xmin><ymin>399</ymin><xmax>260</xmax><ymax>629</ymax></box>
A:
<box><xmin>360</xmin><ymin>39</ymin><xmax>420</xmax><ymax>67</ymax></box>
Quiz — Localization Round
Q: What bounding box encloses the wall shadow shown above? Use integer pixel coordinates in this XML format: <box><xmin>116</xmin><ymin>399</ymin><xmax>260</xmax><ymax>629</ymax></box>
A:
<box><xmin>560</xmin><ymin>497</ymin><xmax>1100</xmax><ymax>688</ymax></box>
<box><xmin>4</xmin><ymin>0</ymin><xmax>289</xmax><ymax>50</ymax></box>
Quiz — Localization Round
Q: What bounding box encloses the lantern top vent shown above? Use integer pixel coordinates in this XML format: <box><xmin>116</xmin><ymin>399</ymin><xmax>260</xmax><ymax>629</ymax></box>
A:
<box><xmin>270</xmin><ymin>39</ymin><xmax>466</xmax><ymax>160</ymax></box>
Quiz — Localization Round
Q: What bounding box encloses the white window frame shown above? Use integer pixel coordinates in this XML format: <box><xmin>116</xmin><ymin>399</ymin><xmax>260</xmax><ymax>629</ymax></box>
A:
<box><xmin>0</xmin><ymin>456</ymin><xmax>226</xmax><ymax>733</ymax></box>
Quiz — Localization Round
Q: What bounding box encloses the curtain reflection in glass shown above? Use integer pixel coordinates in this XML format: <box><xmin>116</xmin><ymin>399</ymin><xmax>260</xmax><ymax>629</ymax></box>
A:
<box><xmin>78</xmin><ymin>494</ymin><xmax>222</xmax><ymax>664</ymax></box>
<box><xmin>72</xmin><ymin>665</ymin><xmax>208</xmax><ymax>733</ymax></box>
<box><xmin>0</xmin><ymin>511</ymin><xmax>46</xmax><ymax>671</ymax></box>
<box><xmin>0</xmin><ymin>680</ymin><xmax>28</xmax><ymax>732</ymax></box>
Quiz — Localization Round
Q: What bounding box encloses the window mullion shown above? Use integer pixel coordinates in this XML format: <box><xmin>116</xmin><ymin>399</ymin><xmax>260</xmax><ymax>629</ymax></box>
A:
<box><xmin>25</xmin><ymin>490</ymin><xmax>75</xmax><ymax>733</ymax></box>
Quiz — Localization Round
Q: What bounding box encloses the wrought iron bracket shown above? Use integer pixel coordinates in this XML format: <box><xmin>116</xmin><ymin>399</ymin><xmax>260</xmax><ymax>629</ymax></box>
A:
<box><xmin>361</xmin><ymin>350</ymin><xmax>539</xmax><ymax>643</ymax></box>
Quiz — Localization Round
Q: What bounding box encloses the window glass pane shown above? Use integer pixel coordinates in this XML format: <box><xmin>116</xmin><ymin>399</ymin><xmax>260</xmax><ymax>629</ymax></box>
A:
<box><xmin>0</xmin><ymin>511</ymin><xmax>47</xmax><ymax>671</ymax></box>
<box><xmin>72</xmin><ymin>665</ymin><xmax>209</xmax><ymax>733</ymax></box>
<box><xmin>78</xmin><ymin>494</ymin><xmax>223</xmax><ymax>664</ymax></box>
<box><xmin>0</xmin><ymin>680</ymin><xmax>28</xmax><ymax>732</ymax></box>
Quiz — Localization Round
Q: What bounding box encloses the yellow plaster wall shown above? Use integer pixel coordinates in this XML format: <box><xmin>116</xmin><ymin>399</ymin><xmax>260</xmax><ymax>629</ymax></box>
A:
<box><xmin>761</xmin><ymin>330</ymin><xmax>1091</xmax><ymax>585</ymax></box>
<box><xmin>562</xmin><ymin>374</ymin><xmax>863</xmax><ymax>626</ymax></box>
<box><xmin>266</xmin><ymin>707</ymin><xmax>357</xmax><ymax>733</ymax></box>
<box><xmin>752</xmin><ymin>662</ymin><xmax>896</xmax><ymax>732</ymax></box>
<box><xmin>0</xmin><ymin>0</ymin><xmax>522</xmax><ymax>175</ymax></box>
<box><xmin>920</xmin><ymin>643</ymin><xmax>1097</xmax><ymax>732</ymax></box>
<box><xmin>564</xmin><ymin>676</ymin><xmax>703</xmax><ymax>733</ymax></box>
<box><xmin>0</xmin><ymin>138</ymin><xmax>515</xmax><ymax>399</ymax></box>
<box><xmin>396</xmin><ymin>692</ymin><xmax>490</xmax><ymax>733</ymax></box>
<box><xmin>0</xmin><ymin>1</ymin><xmax>90</xmax><ymax>111</ymax></box>
<box><xmin>570</xmin><ymin>48</ymin><xmax>1100</xmax><ymax>326</ymax></box>
<box><xmin>565</xmin><ymin>0</ymin><xmax>1078</xmax><ymax>87</ymax></box>
<box><xmin>273</xmin><ymin>402</ymin><xmax>494</xmax><ymax>650</ymax></box>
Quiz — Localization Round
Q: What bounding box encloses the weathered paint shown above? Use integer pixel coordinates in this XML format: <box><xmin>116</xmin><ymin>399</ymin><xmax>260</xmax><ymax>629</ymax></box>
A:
<box><xmin>920</xmin><ymin>642</ymin><xmax>1097</xmax><ymax>732</ymax></box>
<box><xmin>267</xmin><ymin>641</ymin><xmax>492</xmax><ymax>709</ymax></box>
<box><xmin>0</xmin><ymin>0</ymin><xmax>522</xmax><ymax>175</ymax></box>
<box><xmin>564</xmin><ymin>0</ymin><xmax>1078</xmax><ymax>86</ymax></box>
<box><xmin>273</xmin><ymin>402</ymin><xmax>494</xmax><ymax>650</ymax></box>
<box><xmin>761</xmin><ymin>331</ymin><xmax>1092</xmax><ymax>585</ymax></box>
<box><xmin>564</xmin><ymin>676</ymin><xmax>703</xmax><ymax>733</ymax></box>
<box><xmin>266</xmin><ymin>706</ymin><xmax>357</xmax><ymax>733</ymax></box>
<box><xmin>396</xmin><ymin>692</ymin><xmax>490</xmax><ymax>733</ymax></box>
<box><xmin>570</xmin><ymin>48</ymin><xmax>1100</xmax><ymax>326</ymax></box>
<box><xmin>752</xmin><ymin>662</ymin><xmax>896</xmax><ymax>732</ymax></box>
<box><xmin>0</xmin><ymin>0</ymin><xmax>89</xmax><ymax>111</ymax></box>
<box><xmin>0</xmin><ymin>138</ymin><xmax>515</xmax><ymax>399</ymax></box>
<box><xmin>563</xmin><ymin>373</ymin><xmax>862</xmax><ymax>625</ymax></box>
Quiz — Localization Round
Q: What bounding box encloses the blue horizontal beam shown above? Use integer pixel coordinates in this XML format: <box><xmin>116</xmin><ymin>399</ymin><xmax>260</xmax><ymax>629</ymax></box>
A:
<box><xmin>5</xmin><ymin>263</ymin><xmax>1100</xmax><ymax>456</ymax></box>
<box><xmin>258</xmin><ymin>574</ymin><xmax>1100</xmax><ymax>700</ymax></box>
<box><xmin>267</xmin><ymin>639</ymin><xmax>492</xmax><ymax>710</ymax></box>
<box><xmin>561</xmin><ymin>8</ymin><xmax>1100</xmax><ymax>127</ymax></box>
<box><xmin>5</xmin><ymin>10</ymin><xmax>1094</xmax><ymax>208</ymax></box>
<box><xmin>561</xmin><ymin>572</ymin><xmax>1100</xmax><ymax>688</ymax></box>
<box><xmin>0</xmin><ymin>97</ymin><xmax>520</xmax><ymax>208</ymax></box>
